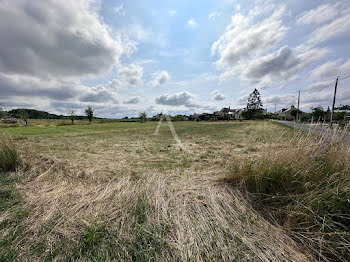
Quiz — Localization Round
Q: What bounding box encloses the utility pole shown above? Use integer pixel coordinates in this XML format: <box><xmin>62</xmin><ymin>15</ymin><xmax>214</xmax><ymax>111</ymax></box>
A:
<box><xmin>275</xmin><ymin>104</ymin><xmax>276</xmax><ymax>113</ymax></box>
<box><xmin>297</xmin><ymin>90</ymin><xmax>300</xmax><ymax>122</ymax></box>
<box><xmin>330</xmin><ymin>77</ymin><xmax>339</xmax><ymax>126</ymax></box>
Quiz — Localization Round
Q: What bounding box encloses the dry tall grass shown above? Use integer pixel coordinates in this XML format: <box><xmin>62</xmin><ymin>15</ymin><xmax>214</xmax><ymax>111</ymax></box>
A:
<box><xmin>1</xmin><ymin>121</ymin><xmax>322</xmax><ymax>261</ymax></box>
<box><xmin>12</xmin><ymin>155</ymin><xmax>310</xmax><ymax>261</ymax></box>
<box><xmin>224</xmin><ymin>126</ymin><xmax>350</xmax><ymax>261</ymax></box>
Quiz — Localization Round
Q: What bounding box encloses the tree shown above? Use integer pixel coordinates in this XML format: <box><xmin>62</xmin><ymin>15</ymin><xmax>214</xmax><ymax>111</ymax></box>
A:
<box><xmin>247</xmin><ymin>89</ymin><xmax>263</xmax><ymax>111</ymax></box>
<box><xmin>85</xmin><ymin>106</ymin><xmax>94</xmax><ymax>124</ymax></box>
<box><xmin>335</xmin><ymin>104</ymin><xmax>350</xmax><ymax>110</ymax></box>
<box><xmin>290</xmin><ymin>107</ymin><xmax>302</xmax><ymax>121</ymax></box>
<box><xmin>140</xmin><ymin>111</ymin><xmax>148</xmax><ymax>122</ymax></box>
<box><xmin>0</xmin><ymin>106</ymin><xmax>4</xmax><ymax>119</ymax></box>
<box><xmin>242</xmin><ymin>89</ymin><xmax>265</xmax><ymax>120</ymax></box>
<box><xmin>139</xmin><ymin>111</ymin><xmax>147</xmax><ymax>123</ymax></box>
<box><xmin>252</xmin><ymin>112</ymin><xmax>265</xmax><ymax>120</ymax></box>
<box><xmin>300</xmin><ymin>115</ymin><xmax>309</xmax><ymax>122</ymax></box>
<box><xmin>69</xmin><ymin>110</ymin><xmax>75</xmax><ymax>124</ymax></box>
<box><xmin>311</xmin><ymin>106</ymin><xmax>324</xmax><ymax>121</ymax></box>
<box><xmin>241</xmin><ymin>110</ymin><xmax>254</xmax><ymax>120</ymax></box>
<box><xmin>18</xmin><ymin>109</ymin><xmax>28</xmax><ymax>126</ymax></box>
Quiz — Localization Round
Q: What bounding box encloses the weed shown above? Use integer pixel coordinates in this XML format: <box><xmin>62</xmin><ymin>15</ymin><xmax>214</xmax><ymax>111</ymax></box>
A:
<box><xmin>0</xmin><ymin>140</ymin><xmax>21</xmax><ymax>172</ymax></box>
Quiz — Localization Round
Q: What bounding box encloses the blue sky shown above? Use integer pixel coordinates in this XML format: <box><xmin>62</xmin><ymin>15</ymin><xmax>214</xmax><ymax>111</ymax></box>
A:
<box><xmin>1</xmin><ymin>0</ymin><xmax>350</xmax><ymax>117</ymax></box>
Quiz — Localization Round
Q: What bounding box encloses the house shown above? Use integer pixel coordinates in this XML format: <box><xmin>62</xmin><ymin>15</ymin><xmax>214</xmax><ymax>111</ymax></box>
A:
<box><xmin>213</xmin><ymin>107</ymin><xmax>244</xmax><ymax>120</ymax></box>
<box><xmin>276</xmin><ymin>105</ymin><xmax>297</xmax><ymax>121</ymax></box>
<box><xmin>189</xmin><ymin>113</ymin><xmax>212</xmax><ymax>121</ymax></box>
<box><xmin>0</xmin><ymin>113</ymin><xmax>25</xmax><ymax>124</ymax></box>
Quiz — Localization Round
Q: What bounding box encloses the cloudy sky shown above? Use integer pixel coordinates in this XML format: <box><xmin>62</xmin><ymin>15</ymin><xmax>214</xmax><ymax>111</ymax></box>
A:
<box><xmin>1</xmin><ymin>0</ymin><xmax>350</xmax><ymax>118</ymax></box>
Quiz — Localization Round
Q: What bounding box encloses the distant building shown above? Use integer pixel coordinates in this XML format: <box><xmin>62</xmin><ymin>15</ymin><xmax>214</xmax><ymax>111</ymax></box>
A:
<box><xmin>276</xmin><ymin>105</ymin><xmax>313</xmax><ymax>121</ymax></box>
<box><xmin>213</xmin><ymin>107</ymin><xmax>245</xmax><ymax>120</ymax></box>
<box><xmin>189</xmin><ymin>106</ymin><xmax>268</xmax><ymax>121</ymax></box>
<box><xmin>0</xmin><ymin>112</ymin><xmax>25</xmax><ymax>124</ymax></box>
<box><xmin>276</xmin><ymin>105</ymin><xmax>296</xmax><ymax>121</ymax></box>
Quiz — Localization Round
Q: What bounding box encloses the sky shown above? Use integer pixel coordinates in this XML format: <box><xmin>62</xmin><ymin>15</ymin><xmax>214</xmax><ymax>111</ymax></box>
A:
<box><xmin>1</xmin><ymin>0</ymin><xmax>350</xmax><ymax>118</ymax></box>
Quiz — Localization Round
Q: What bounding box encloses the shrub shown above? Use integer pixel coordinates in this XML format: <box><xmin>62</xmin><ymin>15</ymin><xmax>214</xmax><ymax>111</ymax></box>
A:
<box><xmin>300</xmin><ymin>116</ymin><xmax>309</xmax><ymax>122</ymax></box>
<box><xmin>224</xmin><ymin>133</ymin><xmax>350</xmax><ymax>261</ymax></box>
<box><xmin>252</xmin><ymin>112</ymin><xmax>265</xmax><ymax>120</ymax></box>
<box><xmin>242</xmin><ymin>110</ymin><xmax>266</xmax><ymax>120</ymax></box>
<box><xmin>0</xmin><ymin>140</ymin><xmax>21</xmax><ymax>172</ymax></box>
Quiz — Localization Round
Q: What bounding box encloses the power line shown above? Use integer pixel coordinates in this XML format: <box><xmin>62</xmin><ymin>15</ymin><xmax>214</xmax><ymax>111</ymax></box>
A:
<box><xmin>339</xmin><ymin>73</ymin><xmax>350</xmax><ymax>81</ymax></box>
<box><xmin>324</xmin><ymin>80</ymin><xmax>336</xmax><ymax>86</ymax></box>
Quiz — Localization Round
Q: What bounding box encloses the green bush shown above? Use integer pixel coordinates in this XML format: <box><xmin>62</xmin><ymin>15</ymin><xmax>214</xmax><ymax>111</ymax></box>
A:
<box><xmin>252</xmin><ymin>112</ymin><xmax>265</xmax><ymax>120</ymax></box>
<box><xmin>242</xmin><ymin>110</ymin><xmax>266</xmax><ymax>120</ymax></box>
<box><xmin>0</xmin><ymin>141</ymin><xmax>21</xmax><ymax>172</ymax></box>
<box><xmin>300</xmin><ymin>116</ymin><xmax>309</xmax><ymax>122</ymax></box>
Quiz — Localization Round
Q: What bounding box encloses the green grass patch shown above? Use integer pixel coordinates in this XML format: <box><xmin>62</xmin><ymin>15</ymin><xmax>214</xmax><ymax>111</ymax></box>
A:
<box><xmin>0</xmin><ymin>170</ymin><xmax>30</xmax><ymax>261</ymax></box>
<box><xmin>0</xmin><ymin>141</ymin><xmax>21</xmax><ymax>172</ymax></box>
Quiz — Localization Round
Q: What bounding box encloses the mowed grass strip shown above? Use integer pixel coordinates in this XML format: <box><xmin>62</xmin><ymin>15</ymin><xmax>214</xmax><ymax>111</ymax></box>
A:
<box><xmin>0</xmin><ymin>120</ymin><xmax>160</xmax><ymax>137</ymax></box>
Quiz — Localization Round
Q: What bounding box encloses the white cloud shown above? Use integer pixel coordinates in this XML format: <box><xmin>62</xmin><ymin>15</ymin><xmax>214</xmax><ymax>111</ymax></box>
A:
<box><xmin>114</xmin><ymin>3</ymin><xmax>125</xmax><ymax>16</ymax></box>
<box><xmin>0</xmin><ymin>72</ymin><xmax>118</xmax><ymax>108</ymax></box>
<box><xmin>304</xmin><ymin>2</ymin><xmax>350</xmax><ymax>45</ymax></box>
<box><xmin>124</xmin><ymin>97</ymin><xmax>141</xmax><ymax>104</ymax></box>
<box><xmin>187</xmin><ymin>18</ymin><xmax>197</xmax><ymax>28</ymax></box>
<box><xmin>80</xmin><ymin>85</ymin><xmax>118</xmax><ymax>103</ymax></box>
<box><xmin>309</xmin><ymin>59</ymin><xmax>350</xmax><ymax>80</ymax></box>
<box><xmin>237</xmin><ymin>94</ymin><xmax>250</xmax><ymax>106</ymax></box>
<box><xmin>211</xmin><ymin>2</ymin><xmax>331</xmax><ymax>88</ymax></box>
<box><xmin>149</xmin><ymin>70</ymin><xmax>170</xmax><ymax>87</ymax></box>
<box><xmin>121</xmin><ymin>24</ymin><xmax>168</xmax><ymax>48</ymax></box>
<box><xmin>208</xmin><ymin>12</ymin><xmax>221</xmax><ymax>20</ymax></box>
<box><xmin>306</xmin><ymin>80</ymin><xmax>335</xmax><ymax>92</ymax></box>
<box><xmin>297</xmin><ymin>3</ymin><xmax>338</xmax><ymax>25</ymax></box>
<box><xmin>242</xmin><ymin>46</ymin><xmax>329</xmax><ymax>85</ymax></box>
<box><xmin>169</xmin><ymin>10</ymin><xmax>176</xmax><ymax>16</ymax></box>
<box><xmin>126</xmin><ymin>24</ymin><xmax>152</xmax><ymax>42</ymax></box>
<box><xmin>117</xmin><ymin>64</ymin><xmax>144</xmax><ymax>85</ymax></box>
<box><xmin>210</xmin><ymin>90</ymin><xmax>226</xmax><ymax>101</ymax></box>
<box><xmin>0</xmin><ymin>73</ymin><xmax>80</xmax><ymax>100</ymax></box>
<box><xmin>155</xmin><ymin>91</ymin><xmax>195</xmax><ymax>107</ymax></box>
<box><xmin>262</xmin><ymin>78</ymin><xmax>350</xmax><ymax>111</ymax></box>
<box><xmin>263</xmin><ymin>94</ymin><xmax>297</xmax><ymax>109</ymax></box>
<box><xmin>106</xmin><ymin>79</ymin><xmax>122</xmax><ymax>91</ymax></box>
<box><xmin>0</xmin><ymin>0</ymin><xmax>125</xmax><ymax>79</ymax></box>
<box><xmin>212</xmin><ymin>5</ymin><xmax>286</xmax><ymax>68</ymax></box>
<box><xmin>308</xmin><ymin>15</ymin><xmax>350</xmax><ymax>45</ymax></box>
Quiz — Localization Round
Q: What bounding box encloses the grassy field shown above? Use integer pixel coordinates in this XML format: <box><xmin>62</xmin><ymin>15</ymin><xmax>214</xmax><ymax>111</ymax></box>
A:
<box><xmin>0</xmin><ymin>120</ymin><xmax>348</xmax><ymax>261</ymax></box>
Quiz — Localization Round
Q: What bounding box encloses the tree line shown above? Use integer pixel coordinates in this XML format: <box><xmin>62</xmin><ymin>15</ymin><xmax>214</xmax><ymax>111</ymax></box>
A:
<box><xmin>0</xmin><ymin>106</ymin><xmax>97</xmax><ymax>125</ymax></box>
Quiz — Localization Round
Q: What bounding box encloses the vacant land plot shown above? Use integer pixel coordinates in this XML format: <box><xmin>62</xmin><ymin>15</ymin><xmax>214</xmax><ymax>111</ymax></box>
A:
<box><xmin>0</xmin><ymin>121</ymin><xmax>348</xmax><ymax>261</ymax></box>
